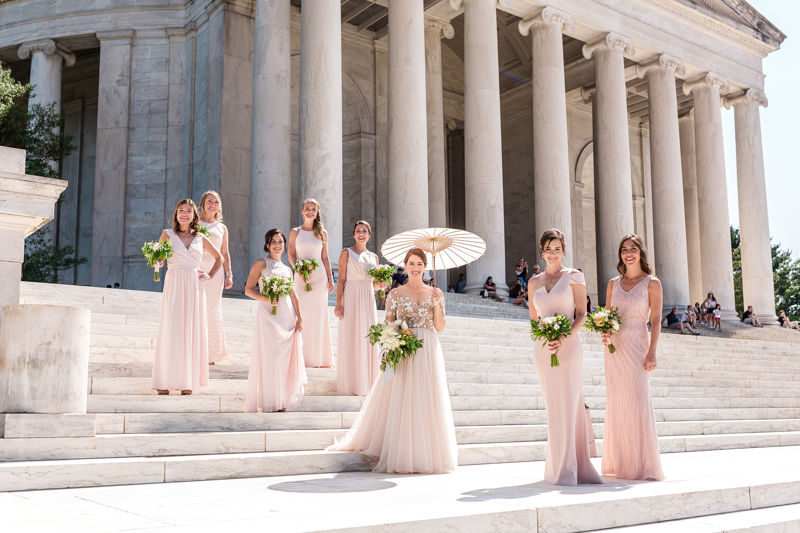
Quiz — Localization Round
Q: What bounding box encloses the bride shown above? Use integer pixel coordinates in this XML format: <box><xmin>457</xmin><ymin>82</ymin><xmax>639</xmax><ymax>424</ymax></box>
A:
<box><xmin>328</xmin><ymin>248</ymin><xmax>457</xmax><ymax>474</ymax></box>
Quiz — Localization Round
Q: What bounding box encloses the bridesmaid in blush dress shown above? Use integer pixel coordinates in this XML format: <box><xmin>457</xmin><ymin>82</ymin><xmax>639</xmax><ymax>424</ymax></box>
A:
<box><xmin>601</xmin><ymin>234</ymin><xmax>665</xmax><ymax>481</ymax></box>
<box><xmin>529</xmin><ymin>229</ymin><xmax>602</xmax><ymax>485</ymax></box>
<box><xmin>289</xmin><ymin>198</ymin><xmax>335</xmax><ymax>368</ymax></box>
<box><xmin>151</xmin><ymin>199</ymin><xmax>223</xmax><ymax>395</ymax></box>
<box><xmin>198</xmin><ymin>190</ymin><xmax>232</xmax><ymax>365</ymax></box>
<box><xmin>334</xmin><ymin>220</ymin><xmax>388</xmax><ymax>396</ymax></box>
<box><xmin>244</xmin><ymin>229</ymin><xmax>307</xmax><ymax>413</ymax></box>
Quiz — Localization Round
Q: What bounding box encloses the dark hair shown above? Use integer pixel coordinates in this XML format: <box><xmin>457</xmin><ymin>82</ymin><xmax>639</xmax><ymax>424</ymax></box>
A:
<box><xmin>616</xmin><ymin>234</ymin><xmax>653</xmax><ymax>275</ymax></box>
<box><xmin>353</xmin><ymin>220</ymin><xmax>372</xmax><ymax>235</ymax></box>
<box><xmin>263</xmin><ymin>228</ymin><xmax>286</xmax><ymax>255</ymax></box>
<box><xmin>172</xmin><ymin>199</ymin><xmax>201</xmax><ymax>236</ymax></box>
<box><xmin>459</xmin><ymin>273</ymin><xmax>465</xmax><ymax>278</ymax></box>
<box><xmin>485</xmin><ymin>276</ymin><xmax>493</xmax><ymax>283</ymax></box>
<box><xmin>539</xmin><ymin>229</ymin><xmax>566</xmax><ymax>257</ymax></box>
<box><xmin>404</xmin><ymin>248</ymin><xmax>428</xmax><ymax>267</ymax></box>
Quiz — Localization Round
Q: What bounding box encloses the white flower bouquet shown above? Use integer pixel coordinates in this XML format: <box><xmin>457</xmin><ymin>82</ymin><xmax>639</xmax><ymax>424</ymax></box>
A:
<box><xmin>530</xmin><ymin>314</ymin><xmax>573</xmax><ymax>367</ymax></box>
<box><xmin>584</xmin><ymin>306</ymin><xmax>622</xmax><ymax>353</ymax></box>
<box><xmin>367</xmin><ymin>319</ymin><xmax>424</xmax><ymax>373</ymax></box>
<box><xmin>293</xmin><ymin>258</ymin><xmax>320</xmax><ymax>292</ymax></box>
<box><xmin>366</xmin><ymin>264</ymin><xmax>395</xmax><ymax>299</ymax></box>
<box><xmin>260</xmin><ymin>275</ymin><xmax>294</xmax><ymax>315</ymax></box>
<box><xmin>142</xmin><ymin>241</ymin><xmax>174</xmax><ymax>282</ymax></box>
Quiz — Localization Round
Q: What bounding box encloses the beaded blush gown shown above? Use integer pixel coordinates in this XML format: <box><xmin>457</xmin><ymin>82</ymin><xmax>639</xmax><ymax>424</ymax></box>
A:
<box><xmin>151</xmin><ymin>229</ymin><xmax>209</xmax><ymax>391</ymax></box>
<box><xmin>532</xmin><ymin>269</ymin><xmax>602</xmax><ymax>485</ymax></box>
<box><xmin>328</xmin><ymin>290</ymin><xmax>458</xmax><ymax>474</ymax></box>
<box><xmin>199</xmin><ymin>219</ymin><xmax>228</xmax><ymax>363</ymax></box>
<box><xmin>602</xmin><ymin>275</ymin><xmax>665</xmax><ymax>481</ymax></box>
<box><xmin>337</xmin><ymin>248</ymin><xmax>380</xmax><ymax>396</ymax></box>
<box><xmin>294</xmin><ymin>229</ymin><xmax>334</xmax><ymax>368</ymax></box>
<box><xmin>244</xmin><ymin>257</ymin><xmax>307</xmax><ymax>413</ymax></box>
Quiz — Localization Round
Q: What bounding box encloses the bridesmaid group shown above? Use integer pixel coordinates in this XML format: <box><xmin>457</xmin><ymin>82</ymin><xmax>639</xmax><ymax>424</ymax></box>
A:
<box><xmin>148</xmin><ymin>194</ymin><xmax>663</xmax><ymax>481</ymax></box>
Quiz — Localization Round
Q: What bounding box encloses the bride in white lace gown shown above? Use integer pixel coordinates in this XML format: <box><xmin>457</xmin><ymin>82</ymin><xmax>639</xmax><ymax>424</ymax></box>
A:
<box><xmin>328</xmin><ymin>248</ymin><xmax>457</xmax><ymax>474</ymax></box>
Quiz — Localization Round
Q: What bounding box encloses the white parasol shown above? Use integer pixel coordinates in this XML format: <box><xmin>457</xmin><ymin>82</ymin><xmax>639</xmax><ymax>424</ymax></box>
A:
<box><xmin>380</xmin><ymin>228</ymin><xmax>486</xmax><ymax>287</ymax></box>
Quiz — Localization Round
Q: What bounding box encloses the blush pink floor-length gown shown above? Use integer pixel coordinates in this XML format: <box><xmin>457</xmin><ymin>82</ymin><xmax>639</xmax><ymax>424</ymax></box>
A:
<box><xmin>244</xmin><ymin>257</ymin><xmax>307</xmax><ymax>412</ymax></box>
<box><xmin>337</xmin><ymin>248</ymin><xmax>380</xmax><ymax>396</ymax></box>
<box><xmin>602</xmin><ymin>275</ymin><xmax>665</xmax><ymax>481</ymax></box>
<box><xmin>294</xmin><ymin>229</ymin><xmax>334</xmax><ymax>368</ymax></box>
<box><xmin>151</xmin><ymin>229</ymin><xmax>209</xmax><ymax>391</ymax></box>
<box><xmin>199</xmin><ymin>219</ymin><xmax>228</xmax><ymax>363</ymax></box>
<box><xmin>328</xmin><ymin>291</ymin><xmax>457</xmax><ymax>474</ymax></box>
<box><xmin>532</xmin><ymin>269</ymin><xmax>602</xmax><ymax>485</ymax></box>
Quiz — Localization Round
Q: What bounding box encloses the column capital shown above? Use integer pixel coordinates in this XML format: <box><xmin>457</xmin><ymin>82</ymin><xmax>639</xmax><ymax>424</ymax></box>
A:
<box><xmin>450</xmin><ymin>0</ymin><xmax>510</xmax><ymax>11</ymax></box>
<box><xmin>519</xmin><ymin>7</ymin><xmax>575</xmax><ymax>36</ymax></box>
<box><xmin>96</xmin><ymin>30</ymin><xmax>135</xmax><ymax>44</ymax></box>
<box><xmin>723</xmin><ymin>88</ymin><xmax>768</xmax><ymax>110</ymax></box>
<box><xmin>635</xmin><ymin>54</ymin><xmax>685</xmax><ymax>78</ymax></box>
<box><xmin>424</xmin><ymin>14</ymin><xmax>455</xmax><ymax>39</ymax></box>
<box><xmin>582</xmin><ymin>32</ymin><xmax>635</xmax><ymax>60</ymax></box>
<box><xmin>682</xmin><ymin>72</ymin><xmax>730</xmax><ymax>96</ymax></box>
<box><xmin>17</xmin><ymin>39</ymin><xmax>76</xmax><ymax>67</ymax></box>
<box><xmin>580</xmin><ymin>84</ymin><xmax>596</xmax><ymax>102</ymax></box>
<box><xmin>678</xmin><ymin>108</ymin><xmax>695</xmax><ymax>121</ymax></box>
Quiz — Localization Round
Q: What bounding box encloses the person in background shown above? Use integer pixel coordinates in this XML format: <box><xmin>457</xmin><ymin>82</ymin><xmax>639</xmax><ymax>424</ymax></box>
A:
<box><xmin>515</xmin><ymin>257</ymin><xmax>529</xmax><ymax>287</ymax></box>
<box><xmin>106</xmin><ymin>285</ymin><xmax>112</xmax><ymax>288</ymax></box>
<box><xmin>693</xmin><ymin>302</ymin><xmax>705</xmax><ymax>325</ymax></box>
<box><xmin>455</xmin><ymin>273</ymin><xmax>467</xmax><ymax>294</ymax></box>
<box><xmin>661</xmin><ymin>306</ymin><xmax>698</xmax><ymax>335</ymax></box>
<box><xmin>586</xmin><ymin>295</ymin><xmax>594</xmax><ymax>315</ymax></box>
<box><xmin>508</xmin><ymin>279</ymin><xmax>529</xmax><ymax>308</ymax></box>
<box><xmin>448</xmin><ymin>285</ymin><xmax>455</xmax><ymax>293</ymax></box>
<box><xmin>392</xmin><ymin>267</ymin><xmax>408</xmax><ymax>289</ymax></box>
<box><xmin>702</xmin><ymin>292</ymin><xmax>718</xmax><ymax>329</ymax></box>
<box><xmin>742</xmin><ymin>306</ymin><xmax>763</xmax><ymax>327</ymax></box>
<box><xmin>113</xmin><ymin>283</ymin><xmax>120</xmax><ymax>289</ymax></box>
<box><xmin>681</xmin><ymin>305</ymin><xmax>697</xmax><ymax>328</ymax></box>
<box><xmin>713</xmin><ymin>304</ymin><xmax>722</xmax><ymax>331</ymax></box>
<box><xmin>778</xmin><ymin>310</ymin><xmax>799</xmax><ymax>330</ymax></box>
<box><xmin>532</xmin><ymin>264</ymin><xmax>541</xmax><ymax>277</ymax></box>
<box><xmin>483</xmin><ymin>277</ymin><xmax>504</xmax><ymax>302</ymax></box>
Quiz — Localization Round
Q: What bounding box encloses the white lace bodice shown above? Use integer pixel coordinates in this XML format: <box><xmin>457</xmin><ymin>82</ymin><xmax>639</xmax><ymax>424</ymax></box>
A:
<box><xmin>258</xmin><ymin>257</ymin><xmax>293</xmax><ymax>292</ymax></box>
<box><xmin>385</xmin><ymin>290</ymin><xmax>445</xmax><ymax>330</ymax></box>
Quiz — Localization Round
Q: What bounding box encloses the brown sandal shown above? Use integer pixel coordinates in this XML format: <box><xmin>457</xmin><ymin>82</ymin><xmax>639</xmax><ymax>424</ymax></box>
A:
<box><xmin>181</xmin><ymin>390</ymin><xmax>192</xmax><ymax>395</ymax></box>
<box><xmin>157</xmin><ymin>390</ymin><xmax>169</xmax><ymax>395</ymax></box>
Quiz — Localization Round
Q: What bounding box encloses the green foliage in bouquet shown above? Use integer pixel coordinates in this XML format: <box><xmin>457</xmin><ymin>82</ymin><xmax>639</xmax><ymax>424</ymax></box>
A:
<box><xmin>530</xmin><ymin>314</ymin><xmax>572</xmax><ymax>367</ymax></box>
<box><xmin>293</xmin><ymin>258</ymin><xmax>320</xmax><ymax>292</ymax></box>
<box><xmin>261</xmin><ymin>275</ymin><xmax>294</xmax><ymax>315</ymax></box>
<box><xmin>584</xmin><ymin>306</ymin><xmax>622</xmax><ymax>353</ymax></box>
<box><xmin>142</xmin><ymin>241</ymin><xmax>174</xmax><ymax>282</ymax></box>
<box><xmin>367</xmin><ymin>319</ymin><xmax>424</xmax><ymax>372</ymax></box>
<box><xmin>366</xmin><ymin>264</ymin><xmax>395</xmax><ymax>299</ymax></box>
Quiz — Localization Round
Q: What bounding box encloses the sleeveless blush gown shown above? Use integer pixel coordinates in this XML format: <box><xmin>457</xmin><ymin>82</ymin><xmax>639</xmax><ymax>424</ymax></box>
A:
<box><xmin>602</xmin><ymin>275</ymin><xmax>665</xmax><ymax>481</ymax></box>
<box><xmin>199</xmin><ymin>219</ymin><xmax>228</xmax><ymax>363</ymax></box>
<box><xmin>532</xmin><ymin>269</ymin><xmax>602</xmax><ymax>485</ymax></box>
<box><xmin>294</xmin><ymin>229</ymin><xmax>334</xmax><ymax>368</ymax></box>
<box><xmin>337</xmin><ymin>248</ymin><xmax>380</xmax><ymax>396</ymax></box>
<box><xmin>151</xmin><ymin>229</ymin><xmax>209</xmax><ymax>391</ymax></box>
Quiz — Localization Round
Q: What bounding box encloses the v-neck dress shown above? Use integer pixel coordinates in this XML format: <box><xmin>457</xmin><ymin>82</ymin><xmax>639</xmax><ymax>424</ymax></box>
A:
<box><xmin>151</xmin><ymin>229</ymin><xmax>209</xmax><ymax>391</ymax></box>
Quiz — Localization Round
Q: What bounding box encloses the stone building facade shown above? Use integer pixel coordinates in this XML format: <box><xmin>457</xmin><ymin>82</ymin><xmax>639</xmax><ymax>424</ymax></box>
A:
<box><xmin>0</xmin><ymin>0</ymin><xmax>785</xmax><ymax>323</ymax></box>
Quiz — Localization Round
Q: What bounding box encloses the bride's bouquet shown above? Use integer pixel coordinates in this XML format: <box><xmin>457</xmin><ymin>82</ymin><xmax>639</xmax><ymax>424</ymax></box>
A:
<box><xmin>366</xmin><ymin>264</ymin><xmax>395</xmax><ymax>299</ymax></box>
<box><xmin>293</xmin><ymin>258</ymin><xmax>320</xmax><ymax>292</ymax></box>
<box><xmin>142</xmin><ymin>241</ymin><xmax>174</xmax><ymax>282</ymax></box>
<box><xmin>530</xmin><ymin>314</ymin><xmax>572</xmax><ymax>367</ymax></box>
<box><xmin>260</xmin><ymin>275</ymin><xmax>294</xmax><ymax>315</ymax></box>
<box><xmin>367</xmin><ymin>319</ymin><xmax>424</xmax><ymax>378</ymax></box>
<box><xmin>584</xmin><ymin>307</ymin><xmax>622</xmax><ymax>353</ymax></box>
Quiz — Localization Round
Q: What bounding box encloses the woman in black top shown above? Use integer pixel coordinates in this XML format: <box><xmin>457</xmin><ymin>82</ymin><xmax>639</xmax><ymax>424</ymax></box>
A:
<box><xmin>508</xmin><ymin>279</ymin><xmax>529</xmax><ymax>308</ymax></box>
<box><xmin>484</xmin><ymin>276</ymin><xmax>504</xmax><ymax>302</ymax></box>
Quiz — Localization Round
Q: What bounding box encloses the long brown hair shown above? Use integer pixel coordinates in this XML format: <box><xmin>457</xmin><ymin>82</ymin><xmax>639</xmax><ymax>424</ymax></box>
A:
<box><xmin>616</xmin><ymin>234</ymin><xmax>653</xmax><ymax>275</ymax></box>
<box><xmin>539</xmin><ymin>228</ymin><xmax>567</xmax><ymax>258</ymax></box>
<box><xmin>172</xmin><ymin>199</ymin><xmax>201</xmax><ymax>236</ymax></box>
<box><xmin>264</xmin><ymin>228</ymin><xmax>286</xmax><ymax>255</ymax></box>
<box><xmin>302</xmin><ymin>198</ymin><xmax>325</xmax><ymax>242</ymax></box>
<box><xmin>198</xmin><ymin>190</ymin><xmax>223</xmax><ymax>222</ymax></box>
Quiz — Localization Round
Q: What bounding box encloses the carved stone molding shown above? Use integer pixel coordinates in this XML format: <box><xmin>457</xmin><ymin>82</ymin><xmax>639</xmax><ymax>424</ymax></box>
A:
<box><xmin>17</xmin><ymin>39</ymin><xmax>76</xmax><ymax>67</ymax></box>
<box><xmin>678</xmin><ymin>108</ymin><xmax>695</xmax><ymax>120</ymax></box>
<box><xmin>682</xmin><ymin>72</ymin><xmax>730</xmax><ymax>96</ymax></box>
<box><xmin>724</xmin><ymin>88</ymin><xmax>768</xmax><ymax>110</ymax></box>
<box><xmin>635</xmin><ymin>54</ymin><xmax>686</xmax><ymax>78</ymax></box>
<box><xmin>424</xmin><ymin>14</ymin><xmax>455</xmax><ymax>40</ymax></box>
<box><xmin>450</xmin><ymin>0</ymin><xmax>509</xmax><ymax>11</ymax></box>
<box><xmin>580</xmin><ymin>84</ymin><xmax>596</xmax><ymax>102</ymax></box>
<box><xmin>518</xmin><ymin>7</ymin><xmax>575</xmax><ymax>37</ymax></box>
<box><xmin>582</xmin><ymin>32</ymin><xmax>636</xmax><ymax>60</ymax></box>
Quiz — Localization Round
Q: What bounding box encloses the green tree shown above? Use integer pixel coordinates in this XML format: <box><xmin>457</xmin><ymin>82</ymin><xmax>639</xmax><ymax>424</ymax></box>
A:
<box><xmin>22</xmin><ymin>227</ymin><xmax>88</xmax><ymax>283</ymax></box>
<box><xmin>0</xmin><ymin>63</ymin><xmax>31</xmax><ymax>120</ymax></box>
<box><xmin>730</xmin><ymin>226</ymin><xmax>743</xmax><ymax>317</ymax></box>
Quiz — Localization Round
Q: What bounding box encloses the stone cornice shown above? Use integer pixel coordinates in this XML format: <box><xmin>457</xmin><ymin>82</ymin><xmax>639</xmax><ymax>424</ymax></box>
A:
<box><xmin>635</xmin><ymin>54</ymin><xmax>686</xmax><ymax>78</ymax></box>
<box><xmin>582</xmin><ymin>32</ymin><xmax>635</xmax><ymax>60</ymax></box>
<box><xmin>450</xmin><ymin>0</ymin><xmax>509</xmax><ymax>11</ymax></box>
<box><xmin>723</xmin><ymin>88</ymin><xmax>768</xmax><ymax>109</ymax></box>
<box><xmin>682</xmin><ymin>72</ymin><xmax>730</xmax><ymax>95</ymax></box>
<box><xmin>424</xmin><ymin>14</ymin><xmax>454</xmax><ymax>40</ymax></box>
<box><xmin>17</xmin><ymin>39</ymin><xmax>76</xmax><ymax>67</ymax></box>
<box><xmin>518</xmin><ymin>7</ymin><xmax>575</xmax><ymax>37</ymax></box>
<box><xmin>96</xmin><ymin>30</ymin><xmax>134</xmax><ymax>44</ymax></box>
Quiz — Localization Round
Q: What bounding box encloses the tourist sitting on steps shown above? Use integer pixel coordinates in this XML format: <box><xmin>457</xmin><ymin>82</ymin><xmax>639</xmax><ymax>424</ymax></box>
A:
<box><xmin>661</xmin><ymin>306</ymin><xmax>699</xmax><ymax>335</ymax></box>
<box><xmin>778</xmin><ymin>310</ymin><xmax>799</xmax><ymax>330</ymax></box>
<box><xmin>742</xmin><ymin>306</ymin><xmax>763</xmax><ymax>327</ymax></box>
<box><xmin>507</xmin><ymin>279</ymin><xmax>529</xmax><ymax>308</ymax></box>
<box><xmin>483</xmin><ymin>277</ymin><xmax>505</xmax><ymax>302</ymax></box>
<box><xmin>682</xmin><ymin>305</ymin><xmax>697</xmax><ymax>328</ymax></box>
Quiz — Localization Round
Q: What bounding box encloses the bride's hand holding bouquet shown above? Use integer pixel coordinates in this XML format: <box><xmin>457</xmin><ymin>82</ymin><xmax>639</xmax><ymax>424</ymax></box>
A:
<box><xmin>530</xmin><ymin>314</ymin><xmax>572</xmax><ymax>367</ymax></box>
<box><xmin>367</xmin><ymin>319</ymin><xmax>424</xmax><ymax>380</ymax></box>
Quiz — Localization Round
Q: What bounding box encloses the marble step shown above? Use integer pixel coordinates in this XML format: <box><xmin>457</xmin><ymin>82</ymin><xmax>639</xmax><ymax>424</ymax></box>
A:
<box><xmin>602</xmin><ymin>503</ymin><xmax>800</xmax><ymax>532</ymax></box>
<box><xmin>89</xmin><ymin>377</ymin><xmax>338</xmax><ymax>396</ymax></box>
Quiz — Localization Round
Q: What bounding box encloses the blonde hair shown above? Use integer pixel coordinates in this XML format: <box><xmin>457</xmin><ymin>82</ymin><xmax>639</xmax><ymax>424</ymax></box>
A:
<box><xmin>302</xmin><ymin>198</ymin><xmax>325</xmax><ymax>242</ymax></box>
<box><xmin>171</xmin><ymin>199</ymin><xmax>201</xmax><ymax>236</ymax></box>
<box><xmin>198</xmin><ymin>190</ymin><xmax>223</xmax><ymax>222</ymax></box>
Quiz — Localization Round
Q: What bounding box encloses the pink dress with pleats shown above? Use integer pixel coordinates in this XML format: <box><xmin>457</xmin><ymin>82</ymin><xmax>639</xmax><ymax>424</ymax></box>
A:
<box><xmin>294</xmin><ymin>229</ymin><xmax>334</xmax><ymax>368</ymax></box>
<box><xmin>151</xmin><ymin>229</ymin><xmax>209</xmax><ymax>391</ymax></box>
<box><xmin>328</xmin><ymin>291</ymin><xmax>458</xmax><ymax>474</ymax></box>
<box><xmin>532</xmin><ymin>269</ymin><xmax>602</xmax><ymax>485</ymax></box>
<box><xmin>602</xmin><ymin>275</ymin><xmax>665</xmax><ymax>481</ymax></box>
<box><xmin>199</xmin><ymin>220</ymin><xmax>228</xmax><ymax>363</ymax></box>
<box><xmin>244</xmin><ymin>258</ymin><xmax>307</xmax><ymax>413</ymax></box>
<box><xmin>337</xmin><ymin>248</ymin><xmax>380</xmax><ymax>396</ymax></box>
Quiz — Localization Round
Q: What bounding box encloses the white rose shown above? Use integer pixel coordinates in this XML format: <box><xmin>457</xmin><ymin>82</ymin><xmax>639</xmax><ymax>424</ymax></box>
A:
<box><xmin>553</xmin><ymin>323</ymin><xmax>560</xmax><ymax>330</ymax></box>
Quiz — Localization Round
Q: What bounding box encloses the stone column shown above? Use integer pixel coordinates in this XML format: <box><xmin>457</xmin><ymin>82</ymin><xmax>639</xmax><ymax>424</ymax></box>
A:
<box><xmin>725</xmin><ymin>89</ymin><xmax>778</xmax><ymax>326</ymax></box>
<box><xmin>583</xmin><ymin>34</ymin><xmax>636</xmax><ymax>303</ymax></box>
<box><xmin>678</xmin><ymin>111</ymin><xmax>703</xmax><ymax>304</ymax></box>
<box><xmin>453</xmin><ymin>0</ymin><xmax>507</xmax><ymax>295</ymax></box>
<box><xmin>250</xmin><ymin>0</ymin><xmax>291</xmax><ymax>265</ymax></box>
<box><xmin>683</xmin><ymin>73</ymin><xmax>735</xmax><ymax>315</ymax></box>
<box><xmin>637</xmin><ymin>55</ymin><xmax>690</xmax><ymax>310</ymax></box>
<box><xmin>17</xmin><ymin>39</ymin><xmax>76</xmax><ymax>118</ymax></box>
<box><xmin>299</xmin><ymin>0</ymin><xmax>342</xmax><ymax>265</ymax></box>
<box><xmin>91</xmin><ymin>30</ymin><xmax>134</xmax><ymax>288</ymax></box>
<box><xmin>520</xmin><ymin>7</ymin><xmax>575</xmax><ymax>265</ymax></box>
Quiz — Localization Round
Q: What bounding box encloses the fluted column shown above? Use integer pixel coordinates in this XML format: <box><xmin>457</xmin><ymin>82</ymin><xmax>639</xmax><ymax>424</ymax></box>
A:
<box><xmin>520</xmin><ymin>8</ymin><xmax>575</xmax><ymax>266</ymax></box>
<box><xmin>453</xmin><ymin>0</ymin><xmax>507</xmax><ymax>295</ymax></box>
<box><xmin>683</xmin><ymin>73</ymin><xmax>735</xmax><ymax>315</ymax></box>
<box><xmin>17</xmin><ymin>39</ymin><xmax>75</xmax><ymax>117</ymax></box>
<box><xmin>678</xmin><ymin>110</ymin><xmax>703</xmax><ymax>304</ymax></box>
<box><xmin>250</xmin><ymin>0</ymin><xmax>291</xmax><ymax>264</ymax></box>
<box><xmin>637</xmin><ymin>55</ymin><xmax>690</xmax><ymax>310</ymax></box>
<box><xmin>725</xmin><ymin>89</ymin><xmax>777</xmax><ymax>326</ymax></box>
<box><xmin>583</xmin><ymin>34</ymin><xmax>636</xmax><ymax>303</ymax></box>
<box><xmin>299</xmin><ymin>0</ymin><xmax>342</xmax><ymax>264</ymax></box>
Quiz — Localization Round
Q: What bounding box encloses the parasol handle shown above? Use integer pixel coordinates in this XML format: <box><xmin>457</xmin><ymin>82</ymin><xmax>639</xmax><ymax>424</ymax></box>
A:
<box><xmin>432</xmin><ymin>253</ymin><xmax>437</xmax><ymax>288</ymax></box>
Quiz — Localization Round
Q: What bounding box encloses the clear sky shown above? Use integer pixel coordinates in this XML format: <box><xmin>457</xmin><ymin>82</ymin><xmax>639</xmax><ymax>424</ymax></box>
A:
<box><xmin>721</xmin><ymin>0</ymin><xmax>800</xmax><ymax>258</ymax></box>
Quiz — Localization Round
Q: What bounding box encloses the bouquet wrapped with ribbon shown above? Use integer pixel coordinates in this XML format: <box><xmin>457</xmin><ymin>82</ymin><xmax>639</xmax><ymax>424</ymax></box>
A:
<box><xmin>293</xmin><ymin>258</ymin><xmax>320</xmax><ymax>292</ymax></box>
<box><xmin>530</xmin><ymin>314</ymin><xmax>572</xmax><ymax>367</ymax></box>
<box><xmin>260</xmin><ymin>275</ymin><xmax>294</xmax><ymax>315</ymax></box>
<box><xmin>367</xmin><ymin>319</ymin><xmax>424</xmax><ymax>381</ymax></box>
<box><xmin>584</xmin><ymin>306</ymin><xmax>622</xmax><ymax>353</ymax></box>
<box><xmin>366</xmin><ymin>264</ymin><xmax>395</xmax><ymax>299</ymax></box>
<box><xmin>142</xmin><ymin>241</ymin><xmax>174</xmax><ymax>282</ymax></box>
